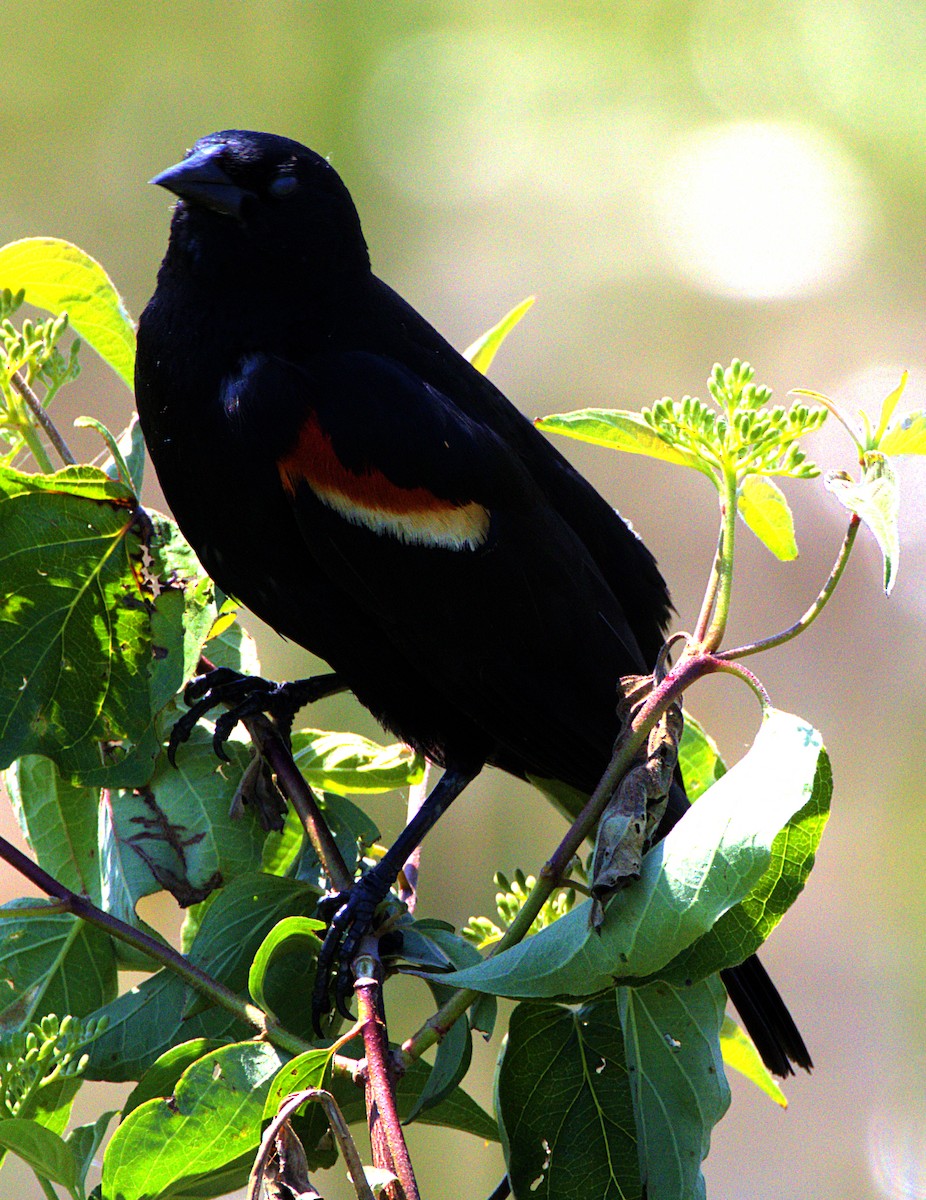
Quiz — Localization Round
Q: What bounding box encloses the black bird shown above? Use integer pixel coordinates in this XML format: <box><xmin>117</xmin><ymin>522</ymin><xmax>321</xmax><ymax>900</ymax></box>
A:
<box><xmin>136</xmin><ymin>129</ymin><xmax>810</xmax><ymax>1073</ymax></box>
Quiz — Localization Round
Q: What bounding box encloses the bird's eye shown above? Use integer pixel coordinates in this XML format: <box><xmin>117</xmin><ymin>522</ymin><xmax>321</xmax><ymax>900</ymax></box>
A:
<box><xmin>268</xmin><ymin>174</ymin><xmax>299</xmax><ymax>199</ymax></box>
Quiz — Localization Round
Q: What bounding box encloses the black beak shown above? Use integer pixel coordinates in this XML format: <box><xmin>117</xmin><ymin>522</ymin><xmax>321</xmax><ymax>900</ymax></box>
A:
<box><xmin>150</xmin><ymin>144</ymin><xmax>247</xmax><ymax>218</ymax></box>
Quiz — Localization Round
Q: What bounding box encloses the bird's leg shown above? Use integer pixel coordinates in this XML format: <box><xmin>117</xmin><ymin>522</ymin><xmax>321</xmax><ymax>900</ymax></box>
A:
<box><xmin>168</xmin><ymin>666</ymin><xmax>348</xmax><ymax>763</ymax></box>
<box><xmin>312</xmin><ymin>761</ymin><xmax>482</xmax><ymax>1031</ymax></box>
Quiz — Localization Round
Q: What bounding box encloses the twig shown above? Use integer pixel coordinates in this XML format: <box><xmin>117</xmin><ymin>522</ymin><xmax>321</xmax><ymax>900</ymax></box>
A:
<box><xmin>718</xmin><ymin>515</ymin><xmax>861</xmax><ymax>660</ymax></box>
<box><xmin>10</xmin><ymin>370</ymin><xmax>76</xmax><ymax>466</ymax></box>
<box><xmin>355</xmin><ymin>946</ymin><xmax>419</xmax><ymax>1200</ymax></box>
<box><xmin>244</xmin><ymin>712</ymin><xmax>353</xmax><ymax>894</ymax></box>
<box><xmin>248</xmin><ymin>1088</ymin><xmax>376</xmax><ymax>1200</ymax></box>
<box><xmin>0</xmin><ymin>831</ymin><xmax>314</xmax><ymax>1059</ymax></box>
<box><xmin>398</xmin><ymin>762</ymin><xmax>430</xmax><ymax>912</ymax></box>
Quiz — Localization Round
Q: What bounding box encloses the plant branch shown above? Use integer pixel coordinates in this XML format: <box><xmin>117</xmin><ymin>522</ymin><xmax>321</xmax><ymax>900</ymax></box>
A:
<box><xmin>0</xmin><ymin>832</ymin><xmax>314</xmax><ymax>1059</ymax></box>
<box><xmin>355</xmin><ymin>946</ymin><xmax>419</xmax><ymax>1200</ymax></box>
<box><xmin>691</xmin><ymin>509</ymin><xmax>726</xmax><ymax>646</ymax></box>
<box><xmin>243</xmin><ymin>712</ymin><xmax>353</xmax><ymax>894</ymax></box>
<box><xmin>718</xmin><ymin>515</ymin><xmax>861</xmax><ymax>660</ymax></box>
<box><xmin>10</xmin><ymin>370</ymin><xmax>76</xmax><ymax>467</ymax></box>
<box><xmin>700</xmin><ymin>466</ymin><xmax>738</xmax><ymax>652</ymax></box>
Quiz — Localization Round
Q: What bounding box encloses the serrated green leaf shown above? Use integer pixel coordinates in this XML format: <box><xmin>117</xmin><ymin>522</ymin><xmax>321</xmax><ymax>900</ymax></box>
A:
<box><xmin>497</xmin><ymin>998</ymin><xmax>638</xmax><ymax>1199</ymax></box>
<box><xmin>825</xmin><ymin>453</ymin><xmax>899</xmax><ymax>594</ymax></box>
<box><xmin>442</xmin><ymin>710</ymin><xmax>824</xmax><ymax>1000</ymax></box>
<box><xmin>0</xmin><ymin>238</ymin><xmax>135</xmax><ymax>389</ymax></box>
<box><xmin>678</xmin><ymin>715</ymin><xmax>726</xmax><ymax>803</ymax></box>
<box><xmin>879</xmin><ymin>409</ymin><xmax>926</xmax><ymax>456</ymax></box>
<box><xmin>0</xmin><ymin>1117</ymin><xmax>77</xmax><ymax>1188</ymax></box>
<box><xmin>291</xmin><ymin>728</ymin><xmax>423</xmax><ymax>795</ymax></box>
<box><xmin>537</xmin><ymin>409</ymin><xmax>708</xmax><ymax>474</ymax></box>
<box><xmin>463</xmin><ymin>296</ymin><xmax>534</xmax><ymax>374</ymax></box>
<box><xmin>101</xmin><ymin>1041</ymin><xmax>284</xmax><ymax>1200</ymax></box>
<box><xmin>719</xmin><ymin>1015</ymin><xmax>787</xmax><ymax>1107</ymax></box>
<box><xmin>737</xmin><ymin>475</ymin><xmax>798</xmax><ymax>561</ymax></box>
<box><xmin>620</xmin><ymin>976</ymin><xmax>730</xmax><ymax>1200</ymax></box>
<box><xmin>0</xmin><ymin>464</ymin><xmax>160</xmax><ymax>785</ymax></box>
<box><xmin>248</xmin><ymin>916</ymin><xmax>324</xmax><ymax>1018</ymax></box>
<box><xmin>0</xmin><ymin>902</ymin><xmax>117</xmax><ymax>1027</ymax></box>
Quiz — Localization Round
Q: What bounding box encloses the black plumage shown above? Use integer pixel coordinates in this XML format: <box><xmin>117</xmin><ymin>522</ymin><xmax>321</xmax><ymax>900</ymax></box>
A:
<box><xmin>136</xmin><ymin>130</ymin><xmax>809</xmax><ymax>1072</ymax></box>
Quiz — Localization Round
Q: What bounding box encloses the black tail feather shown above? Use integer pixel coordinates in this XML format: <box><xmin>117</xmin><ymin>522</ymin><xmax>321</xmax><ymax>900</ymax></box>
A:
<box><xmin>721</xmin><ymin>954</ymin><xmax>812</xmax><ymax>1078</ymax></box>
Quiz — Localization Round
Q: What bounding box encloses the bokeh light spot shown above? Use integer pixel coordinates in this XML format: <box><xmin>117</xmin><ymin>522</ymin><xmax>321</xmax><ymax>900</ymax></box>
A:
<box><xmin>656</xmin><ymin>121</ymin><xmax>873</xmax><ymax>299</ymax></box>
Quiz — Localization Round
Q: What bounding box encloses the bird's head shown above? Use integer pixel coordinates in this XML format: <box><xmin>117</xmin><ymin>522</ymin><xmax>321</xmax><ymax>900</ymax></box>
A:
<box><xmin>151</xmin><ymin>130</ymin><xmax>370</xmax><ymax>284</ymax></box>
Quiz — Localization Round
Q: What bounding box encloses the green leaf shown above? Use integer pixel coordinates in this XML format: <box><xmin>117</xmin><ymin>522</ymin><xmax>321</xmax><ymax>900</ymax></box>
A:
<box><xmin>100</xmin><ymin>1041</ymin><xmax>284</xmax><ymax>1200</ymax></box>
<box><xmin>6</xmin><ymin>756</ymin><xmax>102</xmax><ymax>903</ymax></box>
<box><xmin>0</xmin><ymin>1117</ymin><xmax>77</xmax><ymax>1188</ymax></box>
<box><xmin>620</xmin><ymin>976</ymin><xmax>731</xmax><ymax>1200</ymax></box>
<box><xmin>0</xmin><ymin>238</ymin><xmax>135</xmax><ymax>389</ymax></box>
<box><xmin>496</xmin><ymin>998</ymin><xmax>638</xmax><ymax>1200</ymax></box>
<box><xmin>0</xmin><ymin>465</ymin><xmax>160</xmax><ymax>785</ymax></box>
<box><xmin>719</xmin><ymin>1016</ymin><xmax>787</xmax><ymax>1107</ymax></box>
<box><xmin>879</xmin><ymin>409</ymin><xmax>926</xmax><ymax>456</ymax></box>
<box><xmin>463</xmin><ymin>296</ymin><xmax>534</xmax><ymax>374</ymax></box>
<box><xmin>67</xmin><ymin>1109</ymin><xmax>118</xmax><ymax>1194</ymax></box>
<box><xmin>247</xmin><ymin>916</ymin><xmax>324</xmax><ymax>1017</ymax></box>
<box><xmin>84</xmin><ymin>968</ymin><xmax>247</xmax><ymax>1084</ymax></box>
<box><xmin>737</xmin><ymin>475</ymin><xmax>798</xmax><ymax>561</ymax></box>
<box><xmin>441</xmin><ymin>710</ymin><xmax>825</xmax><ymax>1000</ymax></box>
<box><xmin>825</xmin><ymin>452</ymin><xmax>900</xmax><ymax>594</ymax></box>
<box><xmin>262</xmin><ymin>1048</ymin><xmax>338</xmax><ymax>1172</ymax></box>
<box><xmin>536</xmin><ymin>409</ymin><xmax>708</xmax><ymax>474</ymax></box>
<box><xmin>102</xmin><ymin>728</ymin><xmax>265</xmax><ymax>915</ymax></box>
<box><xmin>678</xmin><ymin>715</ymin><xmax>726</xmax><ymax>803</ymax></box>
<box><xmin>655</xmin><ymin>739</ymin><xmax>830</xmax><ymax>990</ymax></box>
<box><xmin>100</xmin><ymin>414</ymin><xmax>146</xmax><ymax>495</ymax></box>
<box><xmin>123</xmin><ymin>1040</ymin><xmax>225</xmax><ymax>1117</ymax></box>
<box><xmin>0</xmin><ymin>902</ymin><xmax>117</xmax><ymax>1026</ymax></box>
<box><xmin>873</xmin><ymin>371</ymin><xmax>908</xmax><ymax>444</ymax></box>
<box><xmin>291</xmin><ymin>728</ymin><xmax>423</xmax><ymax>795</ymax></box>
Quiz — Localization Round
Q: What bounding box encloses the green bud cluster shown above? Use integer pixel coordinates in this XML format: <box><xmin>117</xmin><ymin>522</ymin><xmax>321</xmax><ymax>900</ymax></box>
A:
<box><xmin>0</xmin><ymin>303</ymin><xmax>82</xmax><ymax>464</ymax></box>
<box><xmin>642</xmin><ymin>359</ymin><xmax>827</xmax><ymax>486</ymax></box>
<box><xmin>0</xmin><ymin>1013</ymin><xmax>107</xmax><ymax>1118</ymax></box>
<box><xmin>462</xmin><ymin>868</ymin><xmax>578</xmax><ymax>948</ymax></box>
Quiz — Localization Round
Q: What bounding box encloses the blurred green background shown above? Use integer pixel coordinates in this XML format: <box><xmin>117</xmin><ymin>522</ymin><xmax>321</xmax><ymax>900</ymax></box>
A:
<box><xmin>2</xmin><ymin>1</ymin><xmax>925</xmax><ymax>1197</ymax></box>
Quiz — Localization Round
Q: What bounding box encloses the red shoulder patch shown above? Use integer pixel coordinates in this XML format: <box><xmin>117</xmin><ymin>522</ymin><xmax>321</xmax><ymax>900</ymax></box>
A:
<box><xmin>277</xmin><ymin>413</ymin><xmax>489</xmax><ymax>550</ymax></box>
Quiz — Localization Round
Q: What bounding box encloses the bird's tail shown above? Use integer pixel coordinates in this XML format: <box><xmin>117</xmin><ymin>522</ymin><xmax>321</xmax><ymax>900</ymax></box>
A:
<box><xmin>721</xmin><ymin>953</ymin><xmax>812</xmax><ymax>1077</ymax></box>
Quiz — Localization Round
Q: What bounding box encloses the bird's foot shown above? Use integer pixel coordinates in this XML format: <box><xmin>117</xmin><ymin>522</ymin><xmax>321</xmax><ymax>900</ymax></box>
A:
<box><xmin>311</xmin><ymin>864</ymin><xmax>400</xmax><ymax>1033</ymax></box>
<box><xmin>168</xmin><ymin>667</ymin><xmax>344</xmax><ymax>764</ymax></box>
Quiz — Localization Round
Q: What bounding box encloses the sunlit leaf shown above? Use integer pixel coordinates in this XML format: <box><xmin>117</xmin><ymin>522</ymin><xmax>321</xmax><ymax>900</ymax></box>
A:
<box><xmin>719</xmin><ymin>1016</ymin><xmax>787</xmax><ymax>1107</ymax></box>
<box><xmin>101</xmin><ymin>1041</ymin><xmax>284</xmax><ymax>1200</ymax></box>
<box><xmin>0</xmin><ymin>238</ymin><xmax>135</xmax><ymax>389</ymax></box>
<box><xmin>463</xmin><ymin>296</ymin><xmax>534</xmax><ymax>374</ymax></box>
<box><xmin>737</xmin><ymin>474</ymin><xmax>798</xmax><ymax>561</ymax></box>
<box><xmin>537</xmin><ymin>409</ymin><xmax>709</xmax><ymax>474</ymax></box>
<box><xmin>873</xmin><ymin>371</ymin><xmax>908</xmax><ymax>443</ymax></box>
<box><xmin>825</xmin><ymin>453</ymin><xmax>899</xmax><ymax>594</ymax></box>
<box><xmin>442</xmin><ymin>710</ymin><xmax>825</xmax><ymax>999</ymax></box>
<box><xmin>879</xmin><ymin>409</ymin><xmax>926</xmax><ymax>456</ymax></box>
<box><xmin>247</xmin><ymin>916</ymin><xmax>324</xmax><ymax>1018</ymax></box>
<box><xmin>0</xmin><ymin>1118</ymin><xmax>77</xmax><ymax>1188</ymax></box>
<box><xmin>291</xmin><ymin>728</ymin><xmax>423</xmax><ymax>795</ymax></box>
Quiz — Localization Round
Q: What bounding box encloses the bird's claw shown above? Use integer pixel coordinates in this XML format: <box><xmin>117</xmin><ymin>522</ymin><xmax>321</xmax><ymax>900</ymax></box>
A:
<box><xmin>168</xmin><ymin>668</ymin><xmax>341</xmax><ymax>764</ymax></box>
<box><xmin>312</xmin><ymin>868</ymin><xmax>396</xmax><ymax>1033</ymax></box>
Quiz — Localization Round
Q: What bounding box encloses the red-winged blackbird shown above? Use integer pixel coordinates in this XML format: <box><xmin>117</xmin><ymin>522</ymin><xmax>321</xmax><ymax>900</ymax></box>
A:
<box><xmin>136</xmin><ymin>130</ymin><xmax>810</xmax><ymax>1072</ymax></box>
